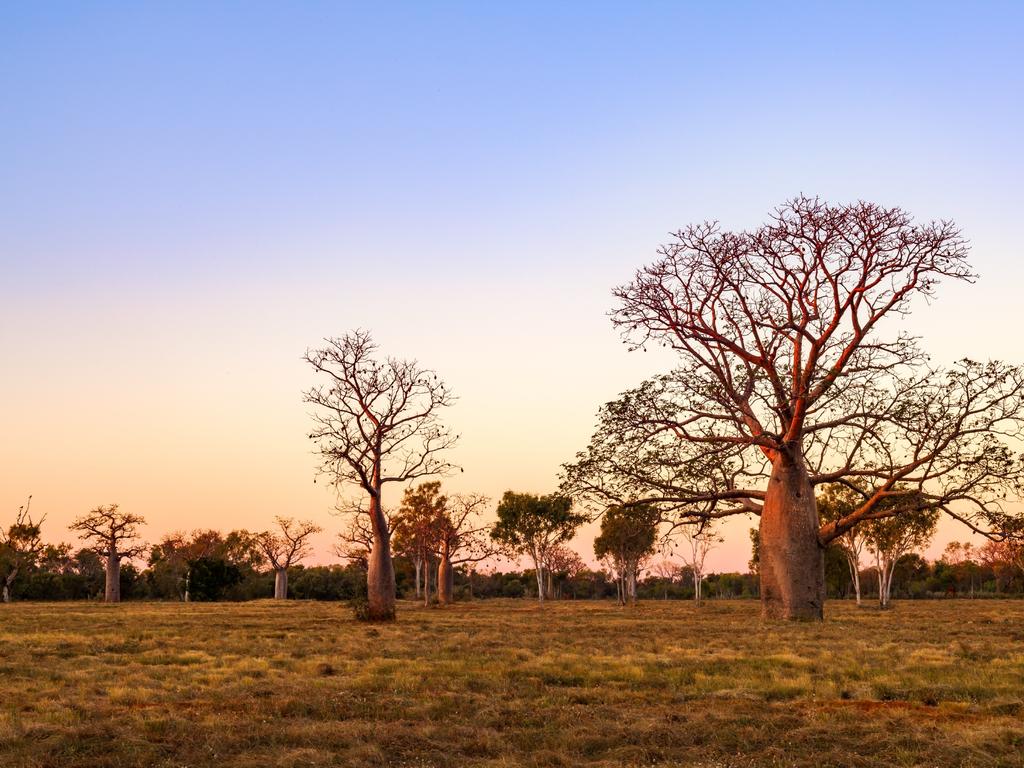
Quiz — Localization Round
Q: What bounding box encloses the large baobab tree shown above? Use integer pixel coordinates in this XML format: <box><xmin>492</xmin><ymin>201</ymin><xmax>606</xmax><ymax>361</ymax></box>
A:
<box><xmin>1</xmin><ymin>496</ymin><xmax>45</xmax><ymax>603</ymax></box>
<box><xmin>254</xmin><ymin>517</ymin><xmax>322</xmax><ymax>600</ymax></box>
<box><xmin>491</xmin><ymin>492</ymin><xmax>586</xmax><ymax>604</ymax></box>
<box><xmin>304</xmin><ymin>330</ymin><xmax>458</xmax><ymax>620</ymax></box>
<box><xmin>564</xmin><ymin>197</ymin><xmax>1024</xmax><ymax>620</ymax></box>
<box><xmin>70</xmin><ymin>504</ymin><xmax>146</xmax><ymax>603</ymax></box>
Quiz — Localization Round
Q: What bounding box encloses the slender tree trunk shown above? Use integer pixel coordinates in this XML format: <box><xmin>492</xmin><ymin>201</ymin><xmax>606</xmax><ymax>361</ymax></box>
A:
<box><xmin>877</xmin><ymin>554</ymin><xmax>891</xmax><ymax>608</ymax></box>
<box><xmin>274</xmin><ymin>568</ymin><xmax>288</xmax><ymax>600</ymax></box>
<box><xmin>105</xmin><ymin>552</ymin><xmax>121</xmax><ymax>603</ymax></box>
<box><xmin>694</xmin><ymin>569</ymin><xmax>701</xmax><ymax>606</ymax></box>
<box><xmin>533</xmin><ymin>546</ymin><xmax>545</xmax><ymax>604</ymax></box>
<box><xmin>437</xmin><ymin>557</ymin><xmax>454</xmax><ymax>605</ymax></box>
<box><xmin>2</xmin><ymin>572</ymin><xmax>13</xmax><ymax>603</ymax></box>
<box><xmin>846</xmin><ymin>553</ymin><xmax>862</xmax><ymax>606</ymax></box>
<box><xmin>423</xmin><ymin>558</ymin><xmax>432</xmax><ymax>607</ymax></box>
<box><xmin>414</xmin><ymin>556</ymin><xmax>422</xmax><ymax>600</ymax></box>
<box><xmin>884</xmin><ymin>558</ymin><xmax>898</xmax><ymax>608</ymax></box>
<box><xmin>758</xmin><ymin>449</ymin><xmax>825</xmax><ymax>621</ymax></box>
<box><xmin>366</xmin><ymin>490</ymin><xmax>396</xmax><ymax>620</ymax></box>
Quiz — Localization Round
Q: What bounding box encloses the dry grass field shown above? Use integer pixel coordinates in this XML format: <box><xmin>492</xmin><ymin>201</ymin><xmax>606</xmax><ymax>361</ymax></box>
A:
<box><xmin>1</xmin><ymin>599</ymin><xmax>1023</xmax><ymax>768</ymax></box>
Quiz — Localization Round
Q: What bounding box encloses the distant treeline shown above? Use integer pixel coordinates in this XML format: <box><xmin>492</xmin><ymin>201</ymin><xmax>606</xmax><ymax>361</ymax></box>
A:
<box><xmin>5</xmin><ymin>532</ymin><xmax>1023</xmax><ymax>602</ymax></box>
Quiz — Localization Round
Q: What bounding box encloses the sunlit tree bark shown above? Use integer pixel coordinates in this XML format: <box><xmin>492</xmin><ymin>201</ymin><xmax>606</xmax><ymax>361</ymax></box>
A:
<box><xmin>305</xmin><ymin>331</ymin><xmax>458</xmax><ymax>621</ymax></box>
<box><xmin>564</xmin><ymin>197</ymin><xmax>1024</xmax><ymax>620</ymax></box>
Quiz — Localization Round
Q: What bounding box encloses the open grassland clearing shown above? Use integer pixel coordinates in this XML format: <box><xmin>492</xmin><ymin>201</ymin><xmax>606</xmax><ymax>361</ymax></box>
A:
<box><xmin>1</xmin><ymin>599</ymin><xmax>1023</xmax><ymax>767</ymax></box>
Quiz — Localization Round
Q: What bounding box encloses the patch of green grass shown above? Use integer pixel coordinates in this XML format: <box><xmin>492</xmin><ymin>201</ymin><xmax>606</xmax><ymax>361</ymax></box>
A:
<box><xmin>1</xmin><ymin>599</ymin><xmax>1023</xmax><ymax>766</ymax></box>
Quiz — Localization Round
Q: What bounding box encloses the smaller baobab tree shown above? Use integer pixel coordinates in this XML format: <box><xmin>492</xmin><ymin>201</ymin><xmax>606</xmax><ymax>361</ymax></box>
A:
<box><xmin>593</xmin><ymin>504</ymin><xmax>660</xmax><ymax>606</ymax></box>
<box><xmin>305</xmin><ymin>330</ymin><xmax>459</xmax><ymax>621</ymax></box>
<box><xmin>1</xmin><ymin>496</ymin><xmax>45</xmax><ymax>603</ymax></box>
<box><xmin>676</xmin><ymin>521</ymin><xmax>722</xmax><ymax>606</ymax></box>
<box><xmin>254</xmin><ymin>517</ymin><xmax>323</xmax><ymax>600</ymax></box>
<box><xmin>434</xmin><ymin>493</ymin><xmax>500</xmax><ymax>605</ymax></box>
<box><xmin>70</xmin><ymin>504</ymin><xmax>146</xmax><ymax>603</ymax></box>
<box><xmin>491</xmin><ymin>491</ymin><xmax>586</xmax><ymax>604</ymax></box>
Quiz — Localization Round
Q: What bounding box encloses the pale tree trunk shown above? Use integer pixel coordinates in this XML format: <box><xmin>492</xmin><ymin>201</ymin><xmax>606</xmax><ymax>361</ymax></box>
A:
<box><xmin>274</xmin><ymin>568</ymin><xmax>288</xmax><ymax>600</ymax></box>
<box><xmin>546</xmin><ymin>571</ymin><xmax>554</xmax><ymax>601</ymax></box>
<box><xmin>626</xmin><ymin>567</ymin><xmax>637</xmax><ymax>606</ymax></box>
<box><xmin>105</xmin><ymin>552</ymin><xmax>121</xmax><ymax>603</ymax></box>
<box><xmin>2</xmin><ymin>571</ymin><xmax>14</xmax><ymax>603</ymax></box>
<box><xmin>423</xmin><ymin>558</ymin><xmax>432</xmax><ymax>607</ymax></box>
<box><xmin>846</xmin><ymin>552</ymin><xmax>862</xmax><ymax>605</ymax></box>
<box><xmin>366</xmin><ymin>491</ymin><xmax>396</xmax><ymax>620</ymax></box>
<box><xmin>758</xmin><ymin>449</ymin><xmax>825</xmax><ymax>621</ymax></box>
<box><xmin>533</xmin><ymin>545</ymin><xmax>545</xmax><ymax>604</ymax></box>
<box><xmin>879</xmin><ymin>557</ymin><xmax>898</xmax><ymax>609</ymax></box>
<box><xmin>437</xmin><ymin>557</ymin><xmax>454</xmax><ymax>605</ymax></box>
<box><xmin>414</xmin><ymin>555</ymin><xmax>422</xmax><ymax>600</ymax></box>
<box><xmin>693</xmin><ymin>569</ymin><xmax>702</xmax><ymax>606</ymax></box>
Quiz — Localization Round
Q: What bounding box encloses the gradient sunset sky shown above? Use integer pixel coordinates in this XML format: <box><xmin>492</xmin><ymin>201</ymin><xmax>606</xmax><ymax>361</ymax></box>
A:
<box><xmin>3</xmin><ymin>2</ymin><xmax>1023</xmax><ymax>571</ymax></box>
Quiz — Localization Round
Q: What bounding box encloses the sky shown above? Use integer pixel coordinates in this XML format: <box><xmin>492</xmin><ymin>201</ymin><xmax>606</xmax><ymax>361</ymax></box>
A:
<box><xmin>2</xmin><ymin>2</ymin><xmax>1023</xmax><ymax>573</ymax></box>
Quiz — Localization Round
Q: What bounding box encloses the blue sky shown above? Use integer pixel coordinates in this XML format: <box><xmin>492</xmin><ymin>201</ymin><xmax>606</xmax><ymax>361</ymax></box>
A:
<box><xmin>2</xmin><ymin>2</ymin><xmax>1022</xmax><ymax>568</ymax></box>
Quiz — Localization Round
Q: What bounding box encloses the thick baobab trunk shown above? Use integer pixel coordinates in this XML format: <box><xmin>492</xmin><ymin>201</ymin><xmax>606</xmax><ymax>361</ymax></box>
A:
<box><xmin>366</xmin><ymin>494</ymin><xmax>396</xmax><ymax>620</ymax></box>
<box><xmin>437</xmin><ymin>557</ymin><xmax>454</xmax><ymax>605</ymax></box>
<box><xmin>758</xmin><ymin>449</ymin><xmax>825</xmax><ymax>621</ymax></box>
<box><xmin>274</xmin><ymin>568</ymin><xmax>288</xmax><ymax>600</ymax></box>
<box><xmin>105</xmin><ymin>552</ymin><xmax>121</xmax><ymax>603</ymax></box>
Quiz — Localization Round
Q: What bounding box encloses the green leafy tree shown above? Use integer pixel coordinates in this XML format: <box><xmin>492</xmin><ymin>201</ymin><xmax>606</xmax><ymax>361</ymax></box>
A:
<box><xmin>593</xmin><ymin>504</ymin><xmax>660</xmax><ymax>606</ymax></box>
<box><xmin>491</xmin><ymin>492</ymin><xmax>586</xmax><ymax>604</ymax></box>
<box><xmin>864</xmin><ymin>508</ymin><xmax>939</xmax><ymax>608</ymax></box>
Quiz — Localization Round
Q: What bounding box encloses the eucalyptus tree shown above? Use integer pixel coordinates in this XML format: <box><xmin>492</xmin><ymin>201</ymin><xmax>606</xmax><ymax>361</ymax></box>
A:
<box><xmin>865</xmin><ymin>509</ymin><xmax>938</xmax><ymax>608</ymax></box>
<box><xmin>564</xmin><ymin>197</ymin><xmax>1024</xmax><ymax>620</ymax></box>
<box><xmin>305</xmin><ymin>330</ymin><xmax>458</xmax><ymax>620</ymax></box>
<box><xmin>491</xmin><ymin>492</ymin><xmax>586</xmax><ymax>604</ymax></box>
<box><xmin>70</xmin><ymin>504</ymin><xmax>146</xmax><ymax>603</ymax></box>
<box><xmin>392</xmin><ymin>481</ymin><xmax>447</xmax><ymax>604</ymax></box>
<box><xmin>677</xmin><ymin>521</ymin><xmax>722</xmax><ymax>606</ymax></box>
<box><xmin>593</xmin><ymin>504</ymin><xmax>659</xmax><ymax>606</ymax></box>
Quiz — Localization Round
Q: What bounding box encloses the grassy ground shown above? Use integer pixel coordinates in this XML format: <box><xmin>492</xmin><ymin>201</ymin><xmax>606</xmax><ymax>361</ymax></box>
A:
<box><xmin>1</xmin><ymin>599</ymin><xmax>1023</xmax><ymax>768</ymax></box>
